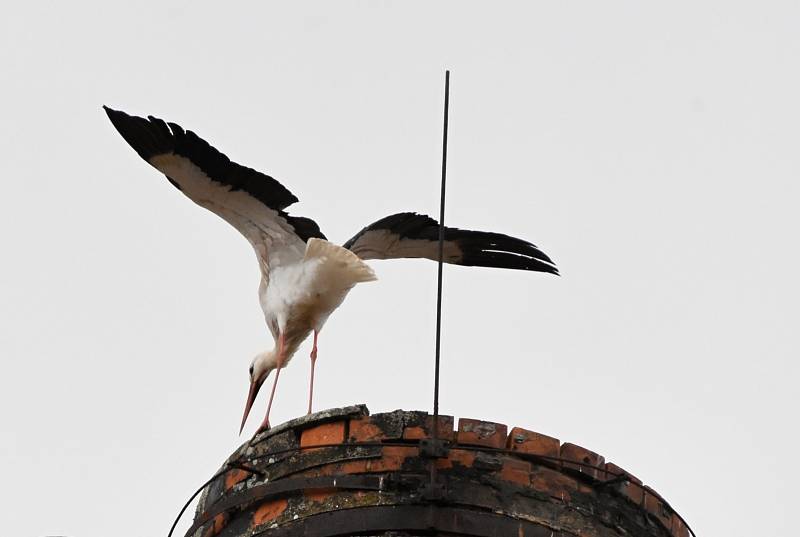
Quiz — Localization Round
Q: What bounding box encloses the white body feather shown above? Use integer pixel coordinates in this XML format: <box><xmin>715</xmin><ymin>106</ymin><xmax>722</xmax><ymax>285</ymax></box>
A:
<box><xmin>260</xmin><ymin>238</ymin><xmax>376</xmax><ymax>362</ymax></box>
<box><xmin>263</xmin><ymin>240</ymin><xmax>375</xmax><ymax>327</ymax></box>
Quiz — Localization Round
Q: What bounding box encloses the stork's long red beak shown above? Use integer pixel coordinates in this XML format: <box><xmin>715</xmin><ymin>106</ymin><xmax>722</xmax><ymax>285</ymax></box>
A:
<box><xmin>240</xmin><ymin>377</ymin><xmax>263</xmax><ymax>435</ymax></box>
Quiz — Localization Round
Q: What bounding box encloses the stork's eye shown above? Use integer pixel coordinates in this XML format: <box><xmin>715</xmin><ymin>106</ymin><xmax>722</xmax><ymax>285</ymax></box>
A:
<box><xmin>249</xmin><ymin>365</ymin><xmax>254</xmax><ymax>376</ymax></box>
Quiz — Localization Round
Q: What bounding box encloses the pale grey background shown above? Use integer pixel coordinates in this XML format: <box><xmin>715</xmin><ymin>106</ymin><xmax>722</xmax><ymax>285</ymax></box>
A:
<box><xmin>1</xmin><ymin>2</ymin><xmax>797</xmax><ymax>536</ymax></box>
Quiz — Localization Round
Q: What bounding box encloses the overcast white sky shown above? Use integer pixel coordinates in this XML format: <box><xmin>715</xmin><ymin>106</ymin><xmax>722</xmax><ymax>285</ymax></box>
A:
<box><xmin>1</xmin><ymin>2</ymin><xmax>798</xmax><ymax>536</ymax></box>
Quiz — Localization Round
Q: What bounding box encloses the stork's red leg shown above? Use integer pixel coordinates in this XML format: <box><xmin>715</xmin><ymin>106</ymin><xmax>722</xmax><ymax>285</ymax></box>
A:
<box><xmin>307</xmin><ymin>330</ymin><xmax>318</xmax><ymax>415</ymax></box>
<box><xmin>258</xmin><ymin>333</ymin><xmax>285</xmax><ymax>433</ymax></box>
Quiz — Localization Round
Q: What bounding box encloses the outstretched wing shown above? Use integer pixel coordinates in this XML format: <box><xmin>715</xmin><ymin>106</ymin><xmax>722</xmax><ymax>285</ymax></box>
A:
<box><xmin>343</xmin><ymin>213</ymin><xmax>558</xmax><ymax>275</ymax></box>
<box><xmin>104</xmin><ymin>106</ymin><xmax>325</xmax><ymax>275</ymax></box>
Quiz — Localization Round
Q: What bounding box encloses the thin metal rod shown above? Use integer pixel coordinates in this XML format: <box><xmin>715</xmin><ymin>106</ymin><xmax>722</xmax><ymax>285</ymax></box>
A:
<box><xmin>434</xmin><ymin>70</ymin><xmax>450</xmax><ymax>421</ymax></box>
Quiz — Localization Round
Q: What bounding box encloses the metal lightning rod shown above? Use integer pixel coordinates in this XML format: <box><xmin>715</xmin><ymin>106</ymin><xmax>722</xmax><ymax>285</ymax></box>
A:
<box><xmin>434</xmin><ymin>70</ymin><xmax>449</xmax><ymax>423</ymax></box>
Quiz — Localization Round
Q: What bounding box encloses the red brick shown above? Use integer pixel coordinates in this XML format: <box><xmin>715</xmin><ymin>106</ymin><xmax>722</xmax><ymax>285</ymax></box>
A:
<box><xmin>365</xmin><ymin>446</ymin><xmax>416</xmax><ymax>472</ymax></box>
<box><xmin>456</xmin><ymin>418</ymin><xmax>507</xmax><ymax>449</ymax></box>
<box><xmin>299</xmin><ymin>466</ymin><xmax>323</xmax><ymax>477</ymax></box>
<box><xmin>617</xmin><ymin>479</ymin><xmax>645</xmax><ymax>506</ymax></box>
<box><xmin>403</xmin><ymin>415</ymin><xmax>454</xmax><ymax>441</ymax></box>
<box><xmin>603</xmin><ymin>462</ymin><xmax>640</xmax><ymax>482</ymax></box>
<box><xmin>339</xmin><ymin>459</ymin><xmax>370</xmax><ymax>474</ymax></box>
<box><xmin>306</xmin><ymin>458</ymin><xmax>370</xmax><ymax>477</ymax></box>
<box><xmin>253</xmin><ymin>498</ymin><xmax>288</xmax><ymax>526</ymax></box>
<box><xmin>644</xmin><ymin>486</ymin><xmax>673</xmax><ymax>529</ymax></box>
<box><xmin>304</xmin><ymin>488</ymin><xmax>336</xmax><ymax>503</ymax></box>
<box><xmin>605</xmin><ymin>462</ymin><xmax>643</xmax><ymax>505</ymax></box>
<box><xmin>307</xmin><ymin>464</ymin><xmax>326</xmax><ymax>477</ymax></box>
<box><xmin>436</xmin><ymin>448</ymin><xmax>476</xmax><ymax>470</ymax></box>
<box><xmin>224</xmin><ymin>468</ymin><xmax>250</xmax><ymax>491</ymax></box>
<box><xmin>202</xmin><ymin>513</ymin><xmax>227</xmax><ymax>537</ymax></box>
<box><xmin>530</xmin><ymin>465</ymin><xmax>579</xmax><ymax>501</ymax></box>
<box><xmin>348</xmin><ymin>417</ymin><xmax>385</xmax><ymax>442</ymax></box>
<box><xmin>506</xmin><ymin>427</ymin><xmax>559</xmax><ymax>459</ymax></box>
<box><xmin>671</xmin><ymin>513</ymin><xmax>690</xmax><ymax>537</ymax></box>
<box><xmin>560</xmin><ymin>443</ymin><xmax>605</xmax><ymax>479</ymax></box>
<box><xmin>500</xmin><ymin>458</ymin><xmax>532</xmax><ymax>486</ymax></box>
<box><xmin>300</xmin><ymin>421</ymin><xmax>346</xmax><ymax>448</ymax></box>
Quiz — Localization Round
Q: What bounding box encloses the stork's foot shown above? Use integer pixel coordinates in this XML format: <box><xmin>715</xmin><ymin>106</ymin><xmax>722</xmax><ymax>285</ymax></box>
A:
<box><xmin>307</xmin><ymin>350</ymin><xmax>317</xmax><ymax>416</ymax></box>
<box><xmin>255</xmin><ymin>419</ymin><xmax>271</xmax><ymax>435</ymax></box>
<box><xmin>307</xmin><ymin>330</ymin><xmax>319</xmax><ymax>415</ymax></box>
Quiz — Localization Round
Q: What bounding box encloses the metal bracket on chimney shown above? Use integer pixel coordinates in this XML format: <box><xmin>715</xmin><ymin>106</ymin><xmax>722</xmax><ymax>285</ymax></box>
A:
<box><xmin>419</xmin><ymin>438</ymin><xmax>449</xmax><ymax>459</ymax></box>
<box><xmin>420</xmin><ymin>479</ymin><xmax>447</xmax><ymax>501</ymax></box>
<box><xmin>419</xmin><ymin>438</ymin><xmax>450</xmax><ymax>501</ymax></box>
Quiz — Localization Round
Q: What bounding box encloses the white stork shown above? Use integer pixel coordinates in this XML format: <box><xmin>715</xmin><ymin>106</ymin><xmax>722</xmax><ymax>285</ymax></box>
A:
<box><xmin>104</xmin><ymin>106</ymin><xmax>559</xmax><ymax>434</ymax></box>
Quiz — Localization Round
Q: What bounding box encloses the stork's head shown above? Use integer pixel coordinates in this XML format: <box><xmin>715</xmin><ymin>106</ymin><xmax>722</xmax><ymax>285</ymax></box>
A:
<box><xmin>239</xmin><ymin>349</ymin><xmax>278</xmax><ymax>434</ymax></box>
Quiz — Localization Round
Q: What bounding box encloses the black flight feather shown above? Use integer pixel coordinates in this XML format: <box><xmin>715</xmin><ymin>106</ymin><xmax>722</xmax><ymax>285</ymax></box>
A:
<box><xmin>344</xmin><ymin>212</ymin><xmax>559</xmax><ymax>275</ymax></box>
<box><xmin>103</xmin><ymin>106</ymin><xmax>299</xmax><ymax>212</ymax></box>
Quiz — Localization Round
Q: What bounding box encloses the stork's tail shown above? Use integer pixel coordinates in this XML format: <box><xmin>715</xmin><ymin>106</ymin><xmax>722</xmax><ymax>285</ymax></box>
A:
<box><xmin>305</xmin><ymin>238</ymin><xmax>377</xmax><ymax>285</ymax></box>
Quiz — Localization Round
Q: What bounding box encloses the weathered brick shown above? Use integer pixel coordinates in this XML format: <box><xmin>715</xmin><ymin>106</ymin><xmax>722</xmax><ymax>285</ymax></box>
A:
<box><xmin>617</xmin><ymin>480</ymin><xmax>645</xmax><ymax>506</ymax></box>
<box><xmin>436</xmin><ymin>448</ymin><xmax>476</xmax><ymax>470</ymax></box>
<box><xmin>202</xmin><ymin>513</ymin><xmax>227</xmax><ymax>537</ymax></box>
<box><xmin>560</xmin><ymin>442</ymin><xmax>605</xmax><ymax>479</ymax></box>
<box><xmin>212</xmin><ymin>513</ymin><xmax>227</xmax><ymax>536</ymax></box>
<box><xmin>604</xmin><ymin>462</ymin><xmax>644</xmax><ymax>505</ymax></box>
<box><xmin>403</xmin><ymin>414</ymin><xmax>454</xmax><ymax>441</ymax></box>
<box><xmin>671</xmin><ymin>513</ymin><xmax>690</xmax><ymax>537</ymax></box>
<box><xmin>507</xmin><ymin>427</ymin><xmax>560</xmax><ymax>459</ymax></box>
<box><xmin>348</xmin><ymin>417</ymin><xmax>385</xmax><ymax>442</ymax></box>
<box><xmin>456</xmin><ymin>418</ymin><xmax>507</xmax><ymax>449</ymax></box>
<box><xmin>362</xmin><ymin>411</ymin><xmax>407</xmax><ymax>440</ymax></box>
<box><xmin>338</xmin><ymin>459</ymin><xmax>370</xmax><ymax>474</ymax></box>
<box><xmin>196</xmin><ymin>407</ymin><xmax>692</xmax><ymax>537</ymax></box>
<box><xmin>365</xmin><ymin>446</ymin><xmax>416</xmax><ymax>472</ymax></box>
<box><xmin>644</xmin><ymin>486</ymin><xmax>673</xmax><ymax>529</ymax></box>
<box><xmin>500</xmin><ymin>457</ymin><xmax>532</xmax><ymax>486</ymax></box>
<box><xmin>224</xmin><ymin>468</ymin><xmax>251</xmax><ymax>491</ymax></box>
<box><xmin>530</xmin><ymin>465</ymin><xmax>579</xmax><ymax>501</ymax></box>
<box><xmin>253</xmin><ymin>498</ymin><xmax>288</xmax><ymax>526</ymax></box>
<box><xmin>304</xmin><ymin>488</ymin><xmax>336</xmax><ymax>503</ymax></box>
<box><xmin>306</xmin><ymin>458</ymin><xmax>370</xmax><ymax>477</ymax></box>
<box><xmin>299</xmin><ymin>461</ymin><xmax>364</xmax><ymax>477</ymax></box>
<box><xmin>603</xmin><ymin>462</ymin><xmax>640</xmax><ymax>482</ymax></box>
<box><xmin>474</xmin><ymin>451</ymin><xmax>503</xmax><ymax>471</ymax></box>
<box><xmin>300</xmin><ymin>421</ymin><xmax>346</xmax><ymax>448</ymax></box>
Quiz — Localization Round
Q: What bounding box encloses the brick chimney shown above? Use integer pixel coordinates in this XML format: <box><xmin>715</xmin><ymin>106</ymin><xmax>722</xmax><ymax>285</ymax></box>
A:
<box><xmin>186</xmin><ymin>405</ymin><xmax>690</xmax><ymax>537</ymax></box>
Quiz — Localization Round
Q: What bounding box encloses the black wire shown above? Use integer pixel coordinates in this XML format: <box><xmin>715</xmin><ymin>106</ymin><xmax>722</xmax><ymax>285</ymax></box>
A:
<box><xmin>167</xmin><ymin>465</ymin><xmax>232</xmax><ymax>537</ymax></box>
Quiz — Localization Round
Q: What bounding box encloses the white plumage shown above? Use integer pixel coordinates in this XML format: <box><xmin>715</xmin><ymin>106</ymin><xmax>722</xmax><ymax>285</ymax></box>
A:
<box><xmin>250</xmin><ymin>238</ymin><xmax>376</xmax><ymax>431</ymax></box>
<box><xmin>105</xmin><ymin>106</ymin><xmax>559</xmax><ymax>434</ymax></box>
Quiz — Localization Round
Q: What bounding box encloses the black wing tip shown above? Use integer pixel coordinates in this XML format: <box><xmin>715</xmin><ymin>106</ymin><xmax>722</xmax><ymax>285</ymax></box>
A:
<box><xmin>103</xmin><ymin>105</ymin><xmax>174</xmax><ymax>161</ymax></box>
<box><xmin>103</xmin><ymin>105</ymin><xmax>166</xmax><ymax>131</ymax></box>
<box><xmin>102</xmin><ymin>105</ymin><xmax>126</xmax><ymax>124</ymax></box>
<box><xmin>345</xmin><ymin>211</ymin><xmax>561</xmax><ymax>275</ymax></box>
<box><xmin>104</xmin><ymin>106</ymin><xmax>301</xmax><ymax>212</ymax></box>
<box><xmin>103</xmin><ymin>105</ymin><xmax>137</xmax><ymax>124</ymax></box>
<box><xmin>454</xmin><ymin>228</ymin><xmax>559</xmax><ymax>271</ymax></box>
<box><xmin>460</xmin><ymin>249</ymin><xmax>560</xmax><ymax>275</ymax></box>
<box><xmin>544</xmin><ymin>264</ymin><xmax>561</xmax><ymax>276</ymax></box>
